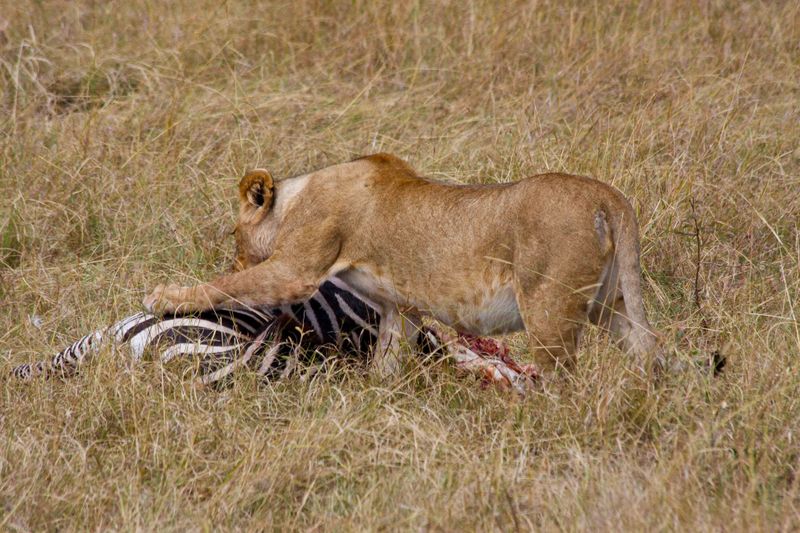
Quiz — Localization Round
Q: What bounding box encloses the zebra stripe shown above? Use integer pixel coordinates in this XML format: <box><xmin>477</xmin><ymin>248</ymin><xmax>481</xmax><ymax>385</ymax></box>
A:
<box><xmin>334</xmin><ymin>293</ymin><xmax>379</xmax><ymax>337</ymax></box>
<box><xmin>257</xmin><ymin>342</ymin><xmax>284</xmax><ymax>376</ymax></box>
<box><xmin>205</xmin><ymin>307</ymin><xmax>274</xmax><ymax>334</ymax></box>
<box><xmin>199</xmin><ymin>326</ymin><xmax>273</xmax><ymax>385</ymax></box>
<box><xmin>110</xmin><ymin>312</ymin><xmax>151</xmax><ymax>341</ymax></box>
<box><xmin>313</xmin><ymin>292</ymin><xmax>341</xmax><ymax>338</ymax></box>
<box><xmin>160</xmin><ymin>342</ymin><xmax>245</xmax><ymax>364</ymax></box>
<box><xmin>120</xmin><ymin>316</ymin><xmax>161</xmax><ymax>344</ymax></box>
<box><xmin>303</xmin><ymin>300</ymin><xmax>325</xmax><ymax>341</ymax></box>
<box><xmin>128</xmin><ymin>318</ymin><xmax>246</xmax><ymax>360</ymax></box>
<box><xmin>326</xmin><ymin>276</ymin><xmax>382</xmax><ymax>312</ymax></box>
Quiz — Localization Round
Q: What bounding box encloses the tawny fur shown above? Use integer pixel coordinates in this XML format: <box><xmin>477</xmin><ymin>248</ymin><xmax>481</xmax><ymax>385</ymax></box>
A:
<box><xmin>144</xmin><ymin>154</ymin><xmax>660</xmax><ymax>376</ymax></box>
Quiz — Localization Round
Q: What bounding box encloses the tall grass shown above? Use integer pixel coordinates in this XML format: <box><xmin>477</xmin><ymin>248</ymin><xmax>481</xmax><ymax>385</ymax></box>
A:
<box><xmin>1</xmin><ymin>1</ymin><xmax>799</xmax><ymax>529</ymax></box>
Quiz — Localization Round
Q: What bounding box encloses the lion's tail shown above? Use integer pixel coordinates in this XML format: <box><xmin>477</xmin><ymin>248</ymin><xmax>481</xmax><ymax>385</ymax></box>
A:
<box><xmin>605</xmin><ymin>198</ymin><xmax>660</xmax><ymax>358</ymax></box>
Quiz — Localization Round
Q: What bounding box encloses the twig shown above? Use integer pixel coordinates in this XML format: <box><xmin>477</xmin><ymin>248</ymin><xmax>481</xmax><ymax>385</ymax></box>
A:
<box><xmin>689</xmin><ymin>198</ymin><xmax>725</xmax><ymax>374</ymax></box>
<box><xmin>689</xmin><ymin>198</ymin><xmax>709</xmax><ymax>332</ymax></box>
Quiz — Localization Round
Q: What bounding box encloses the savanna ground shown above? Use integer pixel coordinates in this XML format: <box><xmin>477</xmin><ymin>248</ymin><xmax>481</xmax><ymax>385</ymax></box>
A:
<box><xmin>1</xmin><ymin>1</ymin><xmax>799</xmax><ymax>530</ymax></box>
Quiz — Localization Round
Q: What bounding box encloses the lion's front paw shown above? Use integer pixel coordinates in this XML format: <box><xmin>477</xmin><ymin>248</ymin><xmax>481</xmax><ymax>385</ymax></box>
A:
<box><xmin>372</xmin><ymin>351</ymin><xmax>403</xmax><ymax>379</ymax></box>
<box><xmin>143</xmin><ymin>283</ymin><xmax>189</xmax><ymax>314</ymax></box>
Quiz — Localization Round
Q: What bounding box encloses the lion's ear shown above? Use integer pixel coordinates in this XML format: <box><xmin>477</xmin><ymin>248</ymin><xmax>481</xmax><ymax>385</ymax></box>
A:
<box><xmin>239</xmin><ymin>169</ymin><xmax>274</xmax><ymax>209</ymax></box>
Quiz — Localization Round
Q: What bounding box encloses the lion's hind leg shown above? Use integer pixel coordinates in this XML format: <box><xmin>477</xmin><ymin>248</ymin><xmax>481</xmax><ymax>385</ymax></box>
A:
<box><xmin>511</xmin><ymin>235</ymin><xmax>608</xmax><ymax>374</ymax></box>
<box><xmin>513</xmin><ymin>274</ymin><xmax>592</xmax><ymax>374</ymax></box>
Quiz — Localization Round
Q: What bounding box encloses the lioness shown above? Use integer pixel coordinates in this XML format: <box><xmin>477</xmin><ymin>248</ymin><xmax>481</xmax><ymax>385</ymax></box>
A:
<box><xmin>144</xmin><ymin>154</ymin><xmax>660</xmax><ymax>376</ymax></box>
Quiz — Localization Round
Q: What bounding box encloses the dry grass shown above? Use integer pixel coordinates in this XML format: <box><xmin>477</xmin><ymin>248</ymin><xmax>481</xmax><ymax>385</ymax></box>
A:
<box><xmin>1</xmin><ymin>0</ymin><xmax>799</xmax><ymax>530</ymax></box>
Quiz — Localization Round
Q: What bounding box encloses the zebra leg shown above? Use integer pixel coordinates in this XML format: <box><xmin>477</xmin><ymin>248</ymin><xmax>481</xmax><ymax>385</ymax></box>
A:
<box><xmin>9</xmin><ymin>329</ymin><xmax>106</xmax><ymax>381</ymax></box>
<box><xmin>8</xmin><ymin>310</ymin><xmax>270</xmax><ymax>384</ymax></box>
<box><xmin>8</xmin><ymin>312</ymin><xmax>162</xmax><ymax>381</ymax></box>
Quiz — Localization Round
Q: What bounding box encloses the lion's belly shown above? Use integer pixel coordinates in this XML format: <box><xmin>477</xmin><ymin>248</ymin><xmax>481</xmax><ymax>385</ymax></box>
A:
<box><xmin>335</xmin><ymin>265</ymin><xmax>524</xmax><ymax>336</ymax></box>
<box><xmin>431</xmin><ymin>285</ymin><xmax>524</xmax><ymax>336</ymax></box>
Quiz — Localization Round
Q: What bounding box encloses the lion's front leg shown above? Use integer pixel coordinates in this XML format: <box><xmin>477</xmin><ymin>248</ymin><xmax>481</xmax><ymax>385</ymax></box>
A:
<box><xmin>143</xmin><ymin>257</ymin><xmax>323</xmax><ymax>315</ymax></box>
<box><xmin>373</xmin><ymin>307</ymin><xmax>421</xmax><ymax>378</ymax></box>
